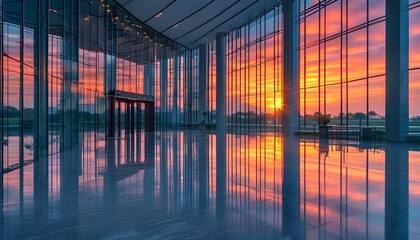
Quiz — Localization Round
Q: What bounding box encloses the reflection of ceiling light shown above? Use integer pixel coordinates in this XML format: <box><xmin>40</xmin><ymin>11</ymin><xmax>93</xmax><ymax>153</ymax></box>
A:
<box><xmin>84</xmin><ymin>16</ymin><xmax>91</xmax><ymax>21</ymax></box>
<box><xmin>155</xmin><ymin>12</ymin><xmax>163</xmax><ymax>18</ymax></box>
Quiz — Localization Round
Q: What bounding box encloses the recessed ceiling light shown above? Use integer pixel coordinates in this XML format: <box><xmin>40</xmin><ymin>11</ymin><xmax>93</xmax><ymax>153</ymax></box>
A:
<box><xmin>171</xmin><ymin>24</ymin><xmax>179</xmax><ymax>29</ymax></box>
<box><xmin>155</xmin><ymin>12</ymin><xmax>163</xmax><ymax>18</ymax></box>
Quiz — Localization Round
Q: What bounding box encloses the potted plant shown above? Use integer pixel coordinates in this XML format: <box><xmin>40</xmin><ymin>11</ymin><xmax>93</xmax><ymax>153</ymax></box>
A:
<box><xmin>317</xmin><ymin>114</ymin><xmax>331</xmax><ymax>138</ymax></box>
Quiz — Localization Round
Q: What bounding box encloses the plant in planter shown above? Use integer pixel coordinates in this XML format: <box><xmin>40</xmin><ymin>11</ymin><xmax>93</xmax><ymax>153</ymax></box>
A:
<box><xmin>316</xmin><ymin>114</ymin><xmax>331</xmax><ymax>138</ymax></box>
<box><xmin>318</xmin><ymin>114</ymin><xmax>331</xmax><ymax>126</ymax></box>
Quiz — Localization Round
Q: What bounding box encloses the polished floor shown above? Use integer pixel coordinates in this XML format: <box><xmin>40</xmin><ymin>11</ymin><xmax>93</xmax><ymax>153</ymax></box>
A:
<box><xmin>1</xmin><ymin>130</ymin><xmax>420</xmax><ymax>239</ymax></box>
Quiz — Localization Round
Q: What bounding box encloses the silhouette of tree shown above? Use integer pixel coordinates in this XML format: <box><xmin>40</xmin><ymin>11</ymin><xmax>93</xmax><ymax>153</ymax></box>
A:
<box><xmin>353</xmin><ymin>112</ymin><xmax>367</xmax><ymax>120</ymax></box>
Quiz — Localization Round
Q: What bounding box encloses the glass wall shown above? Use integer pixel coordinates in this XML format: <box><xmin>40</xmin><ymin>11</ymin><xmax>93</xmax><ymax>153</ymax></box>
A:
<box><xmin>299</xmin><ymin>0</ymin><xmax>386</xmax><ymax>129</ymax></box>
<box><xmin>2</xmin><ymin>0</ymin><xmax>42</xmax><ymax>168</ymax></box>
<box><xmin>207</xmin><ymin>0</ymin><xmax>417</xmax><ymax>134</ymax></box>
<box><xmin>224</xmin><ymin>6</ymin><xmax>283</xmax><ymax>132</ymax></box>
<box><xmin>1</xmin><ymin>0</ymin><xmax>193</xmax><ymax>171</ymax></box>
<box><xmin>409</xmin><ymin>0</ymin><xmax>420</xmax><ymax>131</ymax></box>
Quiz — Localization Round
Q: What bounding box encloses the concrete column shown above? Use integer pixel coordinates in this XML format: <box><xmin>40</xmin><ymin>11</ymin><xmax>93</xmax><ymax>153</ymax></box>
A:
<box><xmin>34</xmin><ymin>0</ymin><xmax>51</xmax><ymax>204</ymax></box>
<box><xmin>282</xmin><ymin>0</ymin><xmax>300</xmax><ymax>135</ymax></box>
<box><xmin>34</xmin><ymin>0</ymin><xmax>49</xmax><ymax>161</ymax></box>
<box><xmin>216</xmin><ymin>33</ymin><xmax>226</xmax><ymax>130</ymax></box>
<box><xmin>199</xmin><ymin>44</ymin><xmax>208</xmax><ymax>124</ymax></box>
<box><xmin>385</xmin><ymin>0</ymin><xmax>409</xmax><ymax>141</ymax></box>
<box><xmin>160</xmin><ymin>48</ymin><xmax>168</xmax><ymax>125</ymax></box>
<box><xmin>144</xmin><ymin>64</ymin><xmax>154</xmax><ymax>96</ymax></box>
<box><xmin>0</xmin><ymin>0</ymin><xmax>3</xmax><ymax>198</ymax></box>
<box><xmin>173</xmin><ymin>50</ymin><xmax>179</xmax><ymax>125</ymax></box>
<box><xmin>130</xmin><ymin>102</ymin><xmax>135</xmax><ymax>133</ymax></box>
<box><xmin>61</xmin><ymin>0</ymin><xmax>79</xmax><ymax>152</ymax></box>
<box><xmin>31</xmin><ymin>3</ymin><xmax>49</xmax><ymax>208</ymax></box>
<box><xmin>117</xmin><ymin>101</ymin><xmax>122</xmax><ymax>137</ymax></box>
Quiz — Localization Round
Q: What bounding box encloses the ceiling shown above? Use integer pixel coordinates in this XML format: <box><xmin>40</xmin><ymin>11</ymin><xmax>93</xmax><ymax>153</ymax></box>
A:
<box><xmin>115</xmin><ymin>0</ymin><xmax>280</xmax><ymax>49</ymax></box>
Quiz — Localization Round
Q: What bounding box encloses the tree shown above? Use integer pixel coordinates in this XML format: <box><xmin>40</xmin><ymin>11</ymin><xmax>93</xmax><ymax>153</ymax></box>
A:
<box><xmin>368</xmin><ymin>111</ymin><xmax>378</xmax><ymax>118</ymax></box>
<box><xmin>312</xmin><ymin>112</ymin><xmax>331</xmax><ymax>125</ymax></box>
<box><xmin>353</xmin><ymin>112</ymin><xmax>367</xmax><ymax>120</ymax></box>
<box><xmin>4</xmin><ymin>106</ymin><xmax>19</xmax><ymax>118</ymax></box>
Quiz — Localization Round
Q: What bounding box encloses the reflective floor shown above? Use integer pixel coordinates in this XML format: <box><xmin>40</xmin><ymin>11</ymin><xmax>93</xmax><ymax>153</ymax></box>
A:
<box><xmin>1</xmin><ymin>130</ymin><xmax>420</xmax><ymax>239</ymax></box>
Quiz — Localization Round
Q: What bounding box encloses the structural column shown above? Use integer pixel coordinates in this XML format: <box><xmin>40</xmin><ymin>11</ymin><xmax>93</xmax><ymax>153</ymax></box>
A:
<box><xmin>385</xmin><ymin>0</ymin><xmax>409</xmax><ymax>141</ymax></box>
<box><xmin>173</xmin><ymin>49</ymin><xmax>179</xmax><ymax>125</ymax></box>
<box><xmin>0</xmin><ymin>0</ymin><xmax>3</xmax><ymax>197</ymax></box>
<box><xmin>199</xmin><ymin>44</ymin><xmax>208</xmax><ymax>125</ymax></box>
<box><xmin>33</xmin><ymin>2</ymin><xmax>49</xmax><ymax>204</ymax></box>
<box><xmin>61</xmin><ymin>0</ymin><xmax>79</xmax><ymax>152</ymax></box>
<box><xmin>282</xmin><ymin>0</ymin><xmax>300</xmax><ymax>135</ymax></box>
<box><xmin>34</xmin><ymin>0</ymin><xmax>49</xmax><ymax>160</ymax></box>
<box><xmin>216</xmin><ymin>33</ymin><xmax>226</xmax><ymax>130</ymax></box>
<box><xmin>160</xmin><ymin>48</ymin><xmax>168</xmax><ymax>125</ymax></box>
<box><xmin>144</xmin><ymin>64</ymin><xmax>154</xmax><ymax>96</ymax></box>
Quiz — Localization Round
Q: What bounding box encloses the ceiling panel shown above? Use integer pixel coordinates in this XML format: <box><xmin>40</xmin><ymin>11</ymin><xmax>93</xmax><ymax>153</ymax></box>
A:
<box><xmin>116</xmin><ymin>0</ymin><xmax>280</xmax><ymax>49</ymax></box>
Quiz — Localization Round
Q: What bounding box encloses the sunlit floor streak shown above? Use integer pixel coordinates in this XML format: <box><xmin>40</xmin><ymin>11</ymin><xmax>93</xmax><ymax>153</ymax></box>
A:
<box><xmin>1</xmin><ymin>129</ymin><xmax>420</xmax><ymax>239</ymax></box>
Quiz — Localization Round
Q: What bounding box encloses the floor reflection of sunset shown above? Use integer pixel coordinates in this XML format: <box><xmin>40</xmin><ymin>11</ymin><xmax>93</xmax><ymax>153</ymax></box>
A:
<box><xmin>2</xmin><ymin>130</ymin><xmax>420</xmax><ymax>238</ymax></box>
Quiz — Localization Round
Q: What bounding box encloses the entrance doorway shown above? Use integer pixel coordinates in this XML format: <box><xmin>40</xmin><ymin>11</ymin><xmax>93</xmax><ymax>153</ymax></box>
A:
<box><xmin>107</xmin><ymin>90</ymin><xmax>155</xmax><ymax>165</ymax></box>
<box><xmin>107</xmin><ymin>90</ymin><xmax>155</xmax><ymax>139</ymax></box>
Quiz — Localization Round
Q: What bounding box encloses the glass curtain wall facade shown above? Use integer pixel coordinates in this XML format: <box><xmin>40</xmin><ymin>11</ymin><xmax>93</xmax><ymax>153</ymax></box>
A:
<box><xmin>409</xmin><ymin>0</ymin><xmax>420</xmax><ymax>129</ymax></box>
<box><xmin>0</xmin><ymin>0</ymin><xmax>193</xmax><ymax>171</ymax></box>
<box><xmin>218</xmin><ymin>0</ymin><xmax>419</xmax><ymax>133</ymax></box>
<box><xmin>298</xmin><ymin>0</ymin><xmax>419</xmax><ymax>132</ymax></box>
<box><xmin>224</xmin><ymin>6</ymin><xmax>283</xmax><ymax>132</ymax></box>
<box><xmin>299</xmin><ymin>0</ymin><xmax>386</xmax><ymax>129</ymax></box>
<box><xmin>2</xmin><ymin>0</ymin><xmax>49</xmax><ymax>169</ymax></box>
